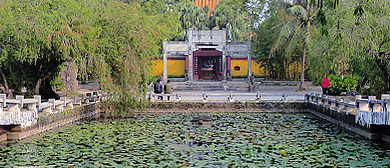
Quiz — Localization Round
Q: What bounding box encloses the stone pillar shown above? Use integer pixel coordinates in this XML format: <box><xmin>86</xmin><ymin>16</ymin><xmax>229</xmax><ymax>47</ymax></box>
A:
<box><xmin>163</xmin><ymin>39</ymin><xmax>168</xmax><ymax>83</ymax></box>
<box><xmin>222</xmin><ymin>48</ymin><xmax>226</xmax><ymax>81</ymax></box>
<box><xmin>222</xmin><ymin>29</ymin><xmax>227</xmax><ymax>82</ymax></box>
<box><xmin>188</xmin><ymin>29</ymin><xmax>194</xmax><ymax>82</ymax></box>
<box><xmin>247</xmin><ymin>39</ymin><xmax>252</xmax><ymax>82</ymax></box>
<box><xmin>0</xmin><ymin>94</ymin><xmax>6</xmax><ymax>108</ymax></box>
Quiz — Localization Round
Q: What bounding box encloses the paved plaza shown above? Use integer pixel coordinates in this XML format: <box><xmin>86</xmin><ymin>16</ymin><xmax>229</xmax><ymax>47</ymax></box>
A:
<box><xmin>150</xmin><ymin>81</ymin><xmax>322</xmax><ymax>102</ymax></box>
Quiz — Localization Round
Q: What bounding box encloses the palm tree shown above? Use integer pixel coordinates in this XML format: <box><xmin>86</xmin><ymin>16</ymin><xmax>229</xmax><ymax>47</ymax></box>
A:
<box><xmin>271</xmin><ymin>0</ymin><xmax>315</xmax><ymax>90</ymax></box>
<box><xmin>176</xmin><ymin>2</ymin><xmax>210</xmax><ymax>40</ymax></box>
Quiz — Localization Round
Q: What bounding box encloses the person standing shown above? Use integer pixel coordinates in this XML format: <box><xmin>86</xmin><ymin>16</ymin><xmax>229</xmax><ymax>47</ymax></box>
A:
<box><xmin>164</xmin><ymin>80</ymin><xmax>173</xmax><ymax>101</ymax></box>
<box><xmin>154</xmin><ymin>79</ymin><xmax>163</xmax><ymax>100</ymax></box>
<box><xmin>320</xmin><ymin>76</ymin><xmax>329</xmax><ymax>95</ymax></box>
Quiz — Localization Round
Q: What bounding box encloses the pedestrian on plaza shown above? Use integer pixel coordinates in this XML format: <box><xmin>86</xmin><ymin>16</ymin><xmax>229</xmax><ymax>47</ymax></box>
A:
<box><xmin>154</xmin><ymin>79</ymin><xmax>163</xmax><ymax>100</ymax></box>
<box><xmin>164</xmin><ymin>80</ymin><xmax>173</xmax><ymax>101</ymax></box>
<box><xmin>320</xmin><ymin>76</ymin><xmax>329</xmax><ymax>95</ymax></box>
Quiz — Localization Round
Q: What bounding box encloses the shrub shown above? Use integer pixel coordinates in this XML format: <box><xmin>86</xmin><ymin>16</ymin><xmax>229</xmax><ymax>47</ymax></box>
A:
<box><xmin>328</xmin><ymin>74</ymin><xmax>359</xmax><ymax>95</ymax></box>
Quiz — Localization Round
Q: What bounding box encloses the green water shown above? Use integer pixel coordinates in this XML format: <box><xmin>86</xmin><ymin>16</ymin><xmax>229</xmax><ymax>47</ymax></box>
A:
<box><xmin>1</xmin><ymin>113</ymin><xmax>390</xmax><ymax>167</ymax></box>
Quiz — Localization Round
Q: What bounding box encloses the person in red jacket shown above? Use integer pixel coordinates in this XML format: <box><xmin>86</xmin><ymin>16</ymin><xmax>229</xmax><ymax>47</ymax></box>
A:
<box><xmin>320</xmin><ymin>76</ymin><xmax>329</xmax><ymax>95</ymax></box>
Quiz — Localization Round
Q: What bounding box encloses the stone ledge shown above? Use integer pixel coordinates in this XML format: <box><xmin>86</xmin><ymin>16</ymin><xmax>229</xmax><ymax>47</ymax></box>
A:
<box><xmin>0</xmin><ymin>133</ymin><xmax>7</xmax><ymax>142</ymax></box>
<box><xmin>307</xmin><ymin>109</ymin><xmax>381</xmax><ymax>140</ymax></box>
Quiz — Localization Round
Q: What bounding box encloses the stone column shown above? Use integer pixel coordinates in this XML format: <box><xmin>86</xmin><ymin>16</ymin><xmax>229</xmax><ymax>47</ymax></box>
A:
<box><xmin>163</xmin><ymin>39</ymin><xmax>168</xmax><ymax>83</ymax></box>
<box><xmin>188</xmin><ymin>29</ymin><xmax>194</xmax><ymax>82</ymax></box>
<box><xmin>247</xmin><ymin>39</ymin><xmax>252</xmax><ymax>82</ymax></box>
<box><xmin>222</xmin><ymin>47</ymin><xmax>226</xmax><ymax>81</ymax></box>
<box><xmin>222</xmin><ymin>29</ymin><xmax>227</xmax><ymax>82</ymax></box>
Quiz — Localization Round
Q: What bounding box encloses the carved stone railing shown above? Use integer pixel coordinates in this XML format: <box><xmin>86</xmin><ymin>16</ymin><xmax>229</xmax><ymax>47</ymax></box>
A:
<box><xmin>306</xmin><ymin>93</ymin><xmax>390</xmax><ymax>128</ymax></box>
<box><xmin>0</xmin><ymin>92</ymin><xmax>101</xmax><ymax>128</ymax></box>
<box><xmin>149</xmin><ymin>91</ymin><xmax>302</xmax><ymax>103</ymax></box>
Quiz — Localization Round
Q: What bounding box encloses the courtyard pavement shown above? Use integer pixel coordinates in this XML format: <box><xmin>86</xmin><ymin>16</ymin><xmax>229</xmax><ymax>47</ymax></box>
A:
<box><xmin>153</xmin><ymin>81</ymin><xmax>322</xmax><ymax>102</ymax></box>
<box><xmin>77</xmin><ymin>81</ymin><xmax>322</xmax><ymax>102</ymax></box>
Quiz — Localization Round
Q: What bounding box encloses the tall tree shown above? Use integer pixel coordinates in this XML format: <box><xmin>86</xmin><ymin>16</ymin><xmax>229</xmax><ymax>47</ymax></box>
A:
<box><xmin>0</xmin><ymin>0</ymin><xmax>85</xmax><ymax>98</ymax></box>
<box><xmin>175</xmin><ymin>2</ymin><xmax>210</xmax><ymax>40</ymax></box>
<box><xmin>0</xmin><ymin>0</ymin><xmax>180</xmax><ymax>106</ymax></box>
<box><xmin>271</xmin><ymin>0</ymin><xmax>317</xmax><ymax>89</ymax></box>
<box><xmin>329</xmin><ymin>0</ymin><xmax>390</xmax><ymax>92</ymax></box>
<box><xmin>211</xmin><ymin>0</ymin><xmax>253</xmax><ymax>41</ymax></box>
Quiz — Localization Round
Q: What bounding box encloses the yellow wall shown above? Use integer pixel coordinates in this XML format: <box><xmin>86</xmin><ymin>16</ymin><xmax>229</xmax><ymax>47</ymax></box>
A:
<box><xmin>153</xmin><ymin>59</ymin><xmax>265</xmax><ymax>77</ymax></box>
<box><xmin>152</xmin><ymin>59</ymin><xmax>186</xmax><ymax>77</ymax></box>
<box><xmin>231</xmin><ymin>59</ymin><xmax>265</xmax><ymax>77</ymax></box>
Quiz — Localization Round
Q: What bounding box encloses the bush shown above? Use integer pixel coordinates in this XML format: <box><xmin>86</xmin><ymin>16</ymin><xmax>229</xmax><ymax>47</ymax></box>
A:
<box><xmin>328</xmin><ymin>74</ymin><xmax>359</xmax><ymax>95</ymax></box>
<box><xmin>80</xmin><ymin>80</ymin><xmax>88</xmax><ymax>85</ymax></box>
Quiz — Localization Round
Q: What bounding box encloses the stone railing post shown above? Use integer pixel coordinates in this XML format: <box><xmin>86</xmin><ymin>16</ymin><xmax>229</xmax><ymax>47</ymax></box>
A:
<box><xmin>49</xmin><ymin>99</ymin><xmax>55</xmax><ymax>111</ymax></box>
<box><xmin>0</xmin><ymin>94</ymin><xmax>6</xmax><ymax>113</ymax></box>
<box><xmin>383</xmin><ymin>94</ymin><xmax>390</xmax><ymax>125</ymax></box>
<box><xmin>34</xmin><ymin>95</ymin><xmax>41</xmax><ymax>107</ymax></box>
<box><xmin>16</xmin><ymin>95</ymin><xmax>24</xmax><ymax>109</ymax></box>
<box><xmin>256</xmin><ymin>91</ymin><xmax>261</xmax><ymax>102</ymax></box>
<box><xmin>228</xmin><ymin>91</ymin><xmax>235</xmax><ymax>102</ymax></box>
<box><xmin>322</xmin><ymin>95</ymin><xmax>328</xmax><ymax>107</ymax></box>
<box><xmin>60</xmin><ymin>97</ymin><xmax>67</xmax><ymax>107</ymax></box>
<box><xmin>281</xmin><ymin>92</ymin><xmax>287</xmax><ymax>102</ymax></box>
<box><xmin>0</xmin><ymin>94</ymin><xmax>6</xmax><ymax>108</ymax></box>
<box><xmin>203</xmin><ymin>92</ymin><xmax>208</xmax><ymax>102</ymax></box>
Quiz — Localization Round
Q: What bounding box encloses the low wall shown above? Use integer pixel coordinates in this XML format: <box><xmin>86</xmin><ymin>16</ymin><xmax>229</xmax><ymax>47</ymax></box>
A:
<box><xmin>99</xmin><ymin>102</ymin><xmax>307</xmax><ymax>118</ymax></box>
<box><xmin>1</xmin><ymin>104</ymin><xmax>99</xmax><ymax>141</ymax></box>
<box><xmin>305</xmin><ymin>95</ymin><xmax>390</xmax><ymax>142</ymax></box>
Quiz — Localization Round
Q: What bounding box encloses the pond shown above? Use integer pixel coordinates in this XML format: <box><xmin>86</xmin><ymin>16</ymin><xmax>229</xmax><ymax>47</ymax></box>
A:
<box><xmin>1</xmin><ymin>113</ymin><xmax>390</xmax><ymax>167</ymax></box>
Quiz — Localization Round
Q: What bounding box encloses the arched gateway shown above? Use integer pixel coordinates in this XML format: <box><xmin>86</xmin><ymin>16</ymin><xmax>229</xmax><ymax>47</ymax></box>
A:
<box><xmin>162</xmin><ymin>29</ymin><xmax>252</xmax><ymax>82</ymax></box>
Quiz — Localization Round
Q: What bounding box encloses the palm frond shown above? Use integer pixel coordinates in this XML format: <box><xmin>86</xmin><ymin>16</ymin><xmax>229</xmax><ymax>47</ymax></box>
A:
<box><xmin>288</xmin><ymin>5</ymin><xmax>308</xmax><ymax>20</ymax></box>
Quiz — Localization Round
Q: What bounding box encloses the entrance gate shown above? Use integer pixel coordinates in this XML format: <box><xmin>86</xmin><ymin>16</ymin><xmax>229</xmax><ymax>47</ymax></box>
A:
<box><xmin>197</xmin><ymin>56</ymin><xmax>221</xmax><ymax>80</ymax></box>
<box><xmin>162</xmin><ymin>29</ymin><xmax>251</xmax><ymax>82</ymax></box>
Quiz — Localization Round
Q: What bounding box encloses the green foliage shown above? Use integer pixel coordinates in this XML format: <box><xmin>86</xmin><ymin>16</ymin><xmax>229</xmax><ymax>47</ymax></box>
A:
<box><xmin>0</xmin><ymin>0</ymin><xmax>85</xmax><ymax>98</ymax></box>
<box><xmin>167</xmin><ymin>75</ymin><xmax>184</xmax><ymax>78</ymax></box>
<box><xmin>322</xmin><ymin>0</ymin><xmax>390</xmax><ymax>94</ymax></box>
<box><xmin>175</xmin><ymin>2</ymin><xmax>210</xmax><ymax>40</ymax></box>
<box><xmin>211</xmin><ymin>0</ymin><xmax>253</xmax><ymax>41</ymax></box>
<box><xmin>0</xmin><ymin>0</ymin><xmax>180</xmax><ymax>112</ymax></box>
<box><xmin>80</xmin><ymin>80</ymin><xmax>88</xmax><ymax>85</ymax></box>
<box><xmin>328</xmin><ymin>75</ymin><xmax>359</xmax><ymax>95</ymax></box>
<box><xmin>267</xmin><ymin>0</ymin><xmax>318</xmax><ymax>88</ymax></box>
<box><xmin>173</xmin><ymin>0</ymin><xmax>258</xmax><ymax>41</ymax></box>
<box><xmin>253</xmin><ymin>2</ymin><xmax>301</xmax><ymax>80</ymax></box>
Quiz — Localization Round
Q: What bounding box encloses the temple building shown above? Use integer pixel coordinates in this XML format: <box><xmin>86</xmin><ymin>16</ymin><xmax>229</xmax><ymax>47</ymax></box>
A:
<box><xmin>152</xmin><ymin>0</ymin><xmax>264</xmax><ymax>81</ymax></box>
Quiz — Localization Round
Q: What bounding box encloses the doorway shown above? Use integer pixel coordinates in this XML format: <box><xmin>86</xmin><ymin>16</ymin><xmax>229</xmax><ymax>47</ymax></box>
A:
<box><xmin>198</xmin><ymin>56</ymin><xmax>221</xmax><ymax>80</ymax></box>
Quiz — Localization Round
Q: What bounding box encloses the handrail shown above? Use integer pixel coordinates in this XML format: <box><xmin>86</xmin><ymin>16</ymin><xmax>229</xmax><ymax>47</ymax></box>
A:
<box><xmin>0</xmin><ymin>91</ymin><xmax>101</xmax><ymax>113</ymax></box>
<box><xmin>306</xmin><ymin>92</ymin><xmax>390</xmax><ymax>128</ymax></box>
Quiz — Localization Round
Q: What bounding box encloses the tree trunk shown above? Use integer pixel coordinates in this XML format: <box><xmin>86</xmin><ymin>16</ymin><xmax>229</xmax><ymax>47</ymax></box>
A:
<box><xmin>35</xmin><ymin>78</ymin><xmax>60</xmax><ymax>99</ymax></box>
<box><xmin>300</xmin><ymin>47</ymin><xmax>306</xmax><ymax>90</ymax></box>
<box><xmin>35</xmin><ymin>79</ymin><xmax>42</xmax><ymax>95</ymax></box>
<box><xmin>40</xmin><ymin>78</ymin><xmax>60</xmax><ymax>99</ymax></box>
<box><xmin>375</xmin><ymin>58</ymin><xmax>390</xmax><ymax>92</ymax></box>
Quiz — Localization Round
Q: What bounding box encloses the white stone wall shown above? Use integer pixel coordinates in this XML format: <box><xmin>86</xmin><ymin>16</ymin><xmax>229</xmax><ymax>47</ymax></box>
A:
<box><xmin>0</xmin><ymin>110</ymin><xmax>38</xmax><ymax>128</ymax></box>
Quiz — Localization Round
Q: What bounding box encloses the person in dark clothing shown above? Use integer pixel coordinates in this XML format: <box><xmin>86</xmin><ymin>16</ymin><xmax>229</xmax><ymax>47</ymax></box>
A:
<box><xmin>154</xmin><ymin>79</ymin><xmax>163</xmax><ymax>100</ymax></box>
<box><xmin>164</xmin><ymin>80</ymin><xmax>173</xmax><ymax>101</ymax></box>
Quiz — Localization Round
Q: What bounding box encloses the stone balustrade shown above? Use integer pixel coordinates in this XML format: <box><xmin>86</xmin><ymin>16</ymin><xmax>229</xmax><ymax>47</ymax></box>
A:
<box><xmin>0</xmin><ymin>92</ymin><xmax>101</xmax><ymax>128</ymax></box>
<box><xmin>150</xmin><ymin>91</ymin><xmax>298</xmax><ymax>102</ymax></box>
<box><xmin>306</xmin><ymin>93</ymin><xmax>390</xmax><ymax>129</ymax></box>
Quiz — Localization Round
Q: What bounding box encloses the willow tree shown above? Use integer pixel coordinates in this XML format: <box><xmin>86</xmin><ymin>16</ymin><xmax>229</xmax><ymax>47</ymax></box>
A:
<box><xmin>87</xmin><ymin>1</ymin><xmax>179</xmax><ymax>114</ymax></box>
<box><xmin>0</xmin><ymin>0</ymin><xmax>86</xmax><ymax>98</ymax></box>
<box><xmin>329</xmin><ymin>0</ymin><xmax>390</xmax><ymax>92</ymax></box>
<box><xmin>0</xmin><ymin>0</ymin><xmax>179</xmax><ymax>108</ymax></box>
